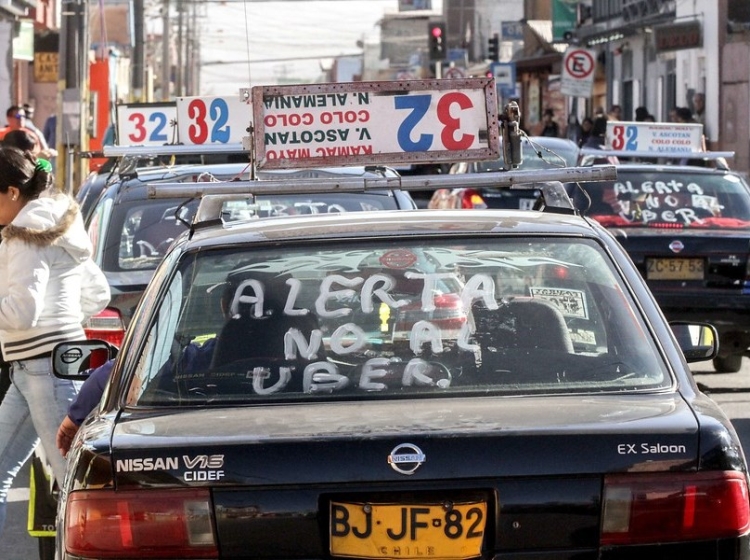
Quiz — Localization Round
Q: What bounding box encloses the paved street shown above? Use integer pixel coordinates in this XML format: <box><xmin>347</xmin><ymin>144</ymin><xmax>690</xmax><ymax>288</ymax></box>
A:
<box><xmin>3</xmin><ymin>358</ymin><xmax>750</xmax><ymax>559</ymax></box>
<box><xmin>1</xmin><ymin>458</ymin><xmax>35</xmax><ymax>559</ymax></box>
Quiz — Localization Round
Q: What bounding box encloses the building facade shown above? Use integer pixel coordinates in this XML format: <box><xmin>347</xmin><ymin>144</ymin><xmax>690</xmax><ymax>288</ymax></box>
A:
<box><xmin>0</xmin><ymin>0</ymin><xmax>55</xmax><ymax>132</ymax></box>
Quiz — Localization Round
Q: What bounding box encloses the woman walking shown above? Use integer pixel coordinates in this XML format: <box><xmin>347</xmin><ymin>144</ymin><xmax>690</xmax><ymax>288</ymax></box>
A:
<box><xmin>0</xmin><ymin>146</ymin><xmax>110</xmax><ymax>535</ymax></box>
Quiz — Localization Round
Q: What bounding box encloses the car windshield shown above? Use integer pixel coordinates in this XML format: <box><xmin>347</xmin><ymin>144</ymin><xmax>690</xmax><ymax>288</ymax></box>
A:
<box><xmin>476</xmin><ymin>138</ymin><xmax>580</xmax><ymax>172</ymax></box>
<box><xmin>572</xmin><ymin>170</ymin><xmax>750</xmax><ymax>229</ymax></box>
<box><xmin>126</xmin><ymin>237</ymin><xmax>671</xmax><ymax>406</ymax></box>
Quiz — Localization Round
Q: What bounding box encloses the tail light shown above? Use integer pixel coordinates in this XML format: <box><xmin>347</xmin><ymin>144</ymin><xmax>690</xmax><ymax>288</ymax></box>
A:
<box><xmin>602</xmin><ymin>471</ymin><xmax>750</xmax><ymax>545</ymax></box>
<box><xmin>460</xmin><ymin>189</ymin><xmax>487</xmax><ymax>209</ymax></box>
<box><xmin>431</xmin><ymin>293</ymin><xmax>467</xmax><ymax>328</ymax></box>
<box><xmin>84</xmin><ymin>308</ymin><xmax>125</xmax><ymax>347</ymax></box>
<box><xmin>396</xmin><ymin>293</ymin><xmax>467</xmax><ymax>333</ymax></box>
<box><xmin>65</xmin><ymin>488</ymin><xmax>217</xmax><ymax>558</ymax></box>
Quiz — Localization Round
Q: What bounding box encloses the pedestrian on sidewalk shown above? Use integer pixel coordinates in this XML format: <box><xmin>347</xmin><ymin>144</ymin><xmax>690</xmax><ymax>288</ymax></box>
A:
<box><xmin>0</xmin><ymin>146</ymin><xmax>110</xmax><ymax>536</ymax></box>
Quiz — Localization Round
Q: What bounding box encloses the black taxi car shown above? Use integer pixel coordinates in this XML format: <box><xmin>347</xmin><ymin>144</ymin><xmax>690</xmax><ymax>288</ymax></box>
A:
<box><xmin>53</xmin><ymin>175</ymin><xmax>750</xmax><ymax>559</ymax></box>
<box><xmin>574</xmin><ymin>126</ymin><xmax>750</xmax><ymax>373</ymax></box>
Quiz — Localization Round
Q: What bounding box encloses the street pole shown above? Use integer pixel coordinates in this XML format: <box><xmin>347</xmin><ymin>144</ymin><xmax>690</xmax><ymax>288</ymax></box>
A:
<box><xmin>133</xmin><ymin>0</ymin><xmax>145</xmax><ymax>102</ymax></box>
<box><xmin>161</xmin><ymin>0</ymin><xmax>171</xmax><ymax>100</ymax></box>
<box><xmin>176</xmin><ymin>0</ymin><xmax>184</xmax><ymax>96</ymax></box>
<box><xmin>56</xmin><ymin>0</ymin><xmax>88</xmax><ymax>193</ymax></box>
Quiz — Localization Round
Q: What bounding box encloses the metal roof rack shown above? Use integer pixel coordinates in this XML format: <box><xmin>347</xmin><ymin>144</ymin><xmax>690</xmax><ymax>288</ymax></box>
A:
<box><xmin>579</xmin><ymin>148</ymin><xmax>734</xmax><ymax>171</ymax></box>
<box><xmin>103</xmin><ymin>143</ymin><xmax>246</xmax><ymax>158</ymax></box>
<box><xmin>579</xmin><ymin>148</ymin><xmax>735</xmax><ymax>160</ymax></box>
<box><xmin>145</xmin><ymin>165</ymin><xmax>617</xmax><ymax>230</ymax></box>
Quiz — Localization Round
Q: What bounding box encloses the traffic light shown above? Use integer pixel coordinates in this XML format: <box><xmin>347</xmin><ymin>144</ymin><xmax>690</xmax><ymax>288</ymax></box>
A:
<box><xmin>428</xmin><ymin>22</ymin><xmax>446</xmax><ymax>61</ymax></box>
<box><xmin>488</xmin><ymin>33</ymin><xmax>500</xmax><ymax>62</ymax></box>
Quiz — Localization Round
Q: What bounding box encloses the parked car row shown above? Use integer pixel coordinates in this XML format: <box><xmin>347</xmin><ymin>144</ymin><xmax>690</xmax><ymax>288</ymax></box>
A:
<box><xmin>55</xmin><ymin>177</ymin><xmax>749</xmax><ymax>560</ymax></box>
<box><xmin>32</xmin><ymin>91</ymin><xmax>750</xmax><ymax>560</ymax></box>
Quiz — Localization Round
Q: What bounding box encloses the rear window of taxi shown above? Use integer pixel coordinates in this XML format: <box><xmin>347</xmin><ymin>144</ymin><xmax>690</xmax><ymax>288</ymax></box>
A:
<box><xmin>573</xmin><ymin>170</ymin><xmax>750</xmax><ymax>228</ymax></box>
<box><xmin>89</xmin><ymin>193</ymin><xmax>410</xmax><ymax>274</ymax></box>
<box><xmin>127</xmin><ymin>237</ymin><xmax>672</xmax><ymax>406</ymax></box>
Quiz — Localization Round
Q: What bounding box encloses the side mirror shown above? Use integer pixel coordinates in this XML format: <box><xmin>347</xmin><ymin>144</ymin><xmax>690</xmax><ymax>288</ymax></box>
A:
<box><xmin>52</xmin><ymin>340</ymin><xmax>118</xmax><ymax>380</ymax></box>
<box><xmin>670</xmin><ymin>322</ymin><xmax>719</xmax><ymax>363</ymax></box>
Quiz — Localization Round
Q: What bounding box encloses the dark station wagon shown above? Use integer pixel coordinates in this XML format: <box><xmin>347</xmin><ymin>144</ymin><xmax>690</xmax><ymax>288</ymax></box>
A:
<box><xmin>80</xmin><ymin>162</ymin><xmax>417</xmax><ymax>346</ymax></box>
<box><xmin>53</xmin><ymin>180</ymin><xmax>750</xmax><ymax>560</ymax></box>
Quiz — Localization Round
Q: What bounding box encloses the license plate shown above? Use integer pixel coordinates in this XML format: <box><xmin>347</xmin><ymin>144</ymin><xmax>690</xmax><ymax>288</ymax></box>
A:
<box><xmin>330</xmin><ymin>501</ymin><xmax>486</xmax><ymax>559</ymax></box>
<box><xmin>646</xmin><ymin>258</ymin><xmax>704</xmax><ymax>280</ymax></box>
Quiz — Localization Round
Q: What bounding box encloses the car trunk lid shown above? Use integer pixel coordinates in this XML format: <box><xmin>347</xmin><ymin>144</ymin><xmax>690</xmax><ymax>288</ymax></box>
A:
<box><xmin>107</xmin><ymin>393</ymin><xmax>704</xmax><ymax>556</ymax></box>
<box><xmin>610</xmin><ymin>227</ymin><xmax>750</xmax><ymax>290</ymax></box>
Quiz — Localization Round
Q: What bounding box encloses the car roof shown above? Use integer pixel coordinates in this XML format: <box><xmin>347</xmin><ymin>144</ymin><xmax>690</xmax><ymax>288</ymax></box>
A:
<box><xmin>185</xmin><ymin>209</ymin><xmax>600</xmax><ymax>249</ymax></box>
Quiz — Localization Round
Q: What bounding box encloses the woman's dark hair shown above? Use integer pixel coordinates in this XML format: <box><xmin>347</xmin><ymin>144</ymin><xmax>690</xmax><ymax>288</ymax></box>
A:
<box><xmin>591</xmin><ymin>115</ymin><xmax>608</xmax><ymax>136</ymax></box>
<box><xmin>634</xmin><ymin>106</ymin><xmax>650</xmax><ymax>121</ymax></box>
<box><xmin>676</xmin><ymin>107</ymin><xmax>694</xmax><ymax>122</ymax></box>
<box><xmin>3</xmin><ymin>129</ymin><xmax>36</xmax><ymax>153</ymax></box>
<box><xmin>0</xmin><ymin>146</ymin><xmax>50</xmax><ymax>200</ymax></box>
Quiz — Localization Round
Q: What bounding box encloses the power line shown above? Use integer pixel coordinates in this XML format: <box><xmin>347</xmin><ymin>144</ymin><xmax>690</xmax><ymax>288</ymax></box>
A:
<box><xmin>201</xmin><ymin>52</ymin><xmax>362</xmax><ymax>66</ymax></box>
<box><xmin>181</xmin><ymin>0</ymin><xmax>394</xmax><ymax>2</ymax></box>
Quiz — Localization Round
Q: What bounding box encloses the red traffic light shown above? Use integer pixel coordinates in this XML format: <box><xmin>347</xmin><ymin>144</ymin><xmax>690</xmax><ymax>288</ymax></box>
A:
<box><xmin>428</xmin><ymin>22</ymin><xmax>447</xmax><ymax>61</ymax></box>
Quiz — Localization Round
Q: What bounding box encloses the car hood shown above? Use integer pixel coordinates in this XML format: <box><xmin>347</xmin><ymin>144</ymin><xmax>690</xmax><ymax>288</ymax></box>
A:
<box><xmin>109</xmin><ymin>393</ymin><xmax>701</xmax><ymax>488</ymax></box>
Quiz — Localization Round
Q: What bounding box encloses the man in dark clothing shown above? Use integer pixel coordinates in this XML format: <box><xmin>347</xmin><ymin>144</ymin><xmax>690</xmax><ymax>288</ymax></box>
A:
<box><xmin>56</xmin><ymin>338</ymin><xmax>218</xmax><ymax>456</ymax></box>
<box><xmin>635</xmin><ymin>106</ymin><xmax>651</xmax><ymax>122</ymax></box>
<box><xmin>583</xmin><ymin>115</ymin><xmax>608</xmax><ymax>149</ymax></box>
<box><xmin>540</xmin><ymin>109</ymin><xmax>560</xmax><ymax>137</ymax></box>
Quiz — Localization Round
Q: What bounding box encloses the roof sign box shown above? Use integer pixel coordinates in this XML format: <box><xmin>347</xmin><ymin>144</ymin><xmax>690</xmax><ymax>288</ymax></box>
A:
<box><xmin>251</xmin><ymin>78</ymin><xmax>499</xmax><ymax>169</ymax></box>
<box><xmin>110</xmin><ymin>80</ymin><xmax>500</xmax><ymax>170</ymax></box>
<box><xmin>606</xmin><ymin>121</ymin><xmax>704</xmax><ymax>154</ymax></box>
<box><xmin>577</xmin><ymin>121</ymin><xmax>735</xmax><ymax>162</ymax></box>
<box><xmin>117</xmin><ymin>95</ymin><xmax>251</xmax><ymax>149</ymax></box>
<box><xmin>175</xmin><ymin>95</ymin><xmax>251</xmax><ymax>148</ymax></box>
<box><xmin>116</xmin><ymin>102</ymin><xmax>178</xmax><ymax>147</ymax></box>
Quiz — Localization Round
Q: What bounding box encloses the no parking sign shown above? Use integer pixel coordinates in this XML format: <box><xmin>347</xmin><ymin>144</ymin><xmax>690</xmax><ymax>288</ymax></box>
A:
<box><xmin>561</xmin><ymin>47</ymin><xmax>596</xmax><ymax>98</ymax></box>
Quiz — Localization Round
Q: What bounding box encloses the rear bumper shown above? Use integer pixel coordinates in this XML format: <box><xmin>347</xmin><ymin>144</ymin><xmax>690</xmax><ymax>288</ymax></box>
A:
<box><xmin>598</xmin><ymin>534</ymin><xmax>750</xmax><ymax>560</ymax></box>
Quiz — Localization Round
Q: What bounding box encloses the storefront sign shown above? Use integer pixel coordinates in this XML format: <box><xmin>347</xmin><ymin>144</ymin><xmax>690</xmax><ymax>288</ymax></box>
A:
<box><xmin>34</xmin><ymin>52</ymin><xmax>58</xmax><ymax>83</ymax></box>
<box><xmin>654</xmin><ymin>22</ymin><xmax>702</xmax><ymax>52</ymax></box>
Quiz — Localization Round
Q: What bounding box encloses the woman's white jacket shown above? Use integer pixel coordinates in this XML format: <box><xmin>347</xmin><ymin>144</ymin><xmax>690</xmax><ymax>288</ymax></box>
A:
<box><xmin>0</xmin><ymin>193</ymin><xmax>110</xmax><ymax>361</ymax></box>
